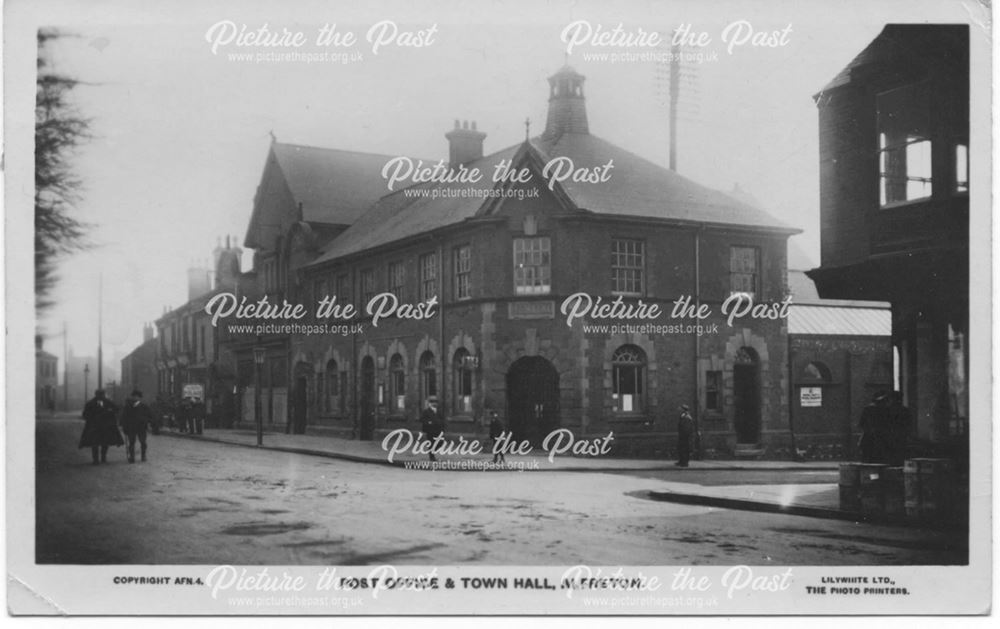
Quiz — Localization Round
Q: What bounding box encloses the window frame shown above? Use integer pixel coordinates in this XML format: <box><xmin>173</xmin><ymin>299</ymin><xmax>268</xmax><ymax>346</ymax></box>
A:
<box><xmin>389</xmin><ymin>353</ymin><xmax>406</xmax><ymax>414</ymax></box>
<box><xmin>513</xmin><ymin>236</ymin><xmax>552</xmax><ymax>295</ymax></box>
<box><xmin>360</xmin><ymin>268</ymin><xmax>377</xmax><ymax>305</ymax></box>
<box><xmin>876</xmin><ymin>81</ymin><xmax>934</xmax><ymax>208</ymax></box>
<box><xmin>611</xmin><ymin>344</ymin><xmax>646</xmax><ymax>414</ymax></box>
<box><xmin>452</xmin><ymin>348</ymin><xmax>474</xmax><ymax>416</ymax></box>
<box><xmin>420</xmin><ymin>253</ymin><xmax>438</xmax><ymax>302</ymax></box>
<box><xmin>611</xmin><ymin>238</ymin><xmax>645</xmax><ymax>296</ymax></box>
<box><xmin>729</xmin><ymin>245</ymin><xmax>760</xmax><ymax>299</ymax></box>
<box><xmin>453</xmin><ymin>245</ymin><xmax>472</xmax><ymax>301</ymax></box>
<box><xmin>388</xmin><ymin>261</ymin><xmax>406</xmax><ymax>301</ymax></box>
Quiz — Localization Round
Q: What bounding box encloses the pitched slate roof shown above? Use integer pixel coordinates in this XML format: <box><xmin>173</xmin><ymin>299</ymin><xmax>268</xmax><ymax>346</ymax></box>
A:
<box><xmin>270</xmin><ymin>142</ymin><xmax>412</xmax><ymax>225</ymax></box>
<box><xmin>311</xmin><ymin>134</ymin><xmax>797</xmax><ymax>264</ymax></box>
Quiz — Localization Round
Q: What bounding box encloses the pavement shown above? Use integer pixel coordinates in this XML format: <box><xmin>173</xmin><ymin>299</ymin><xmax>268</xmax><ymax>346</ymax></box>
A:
<box><xmin>158</xmin><ymin>426</ymin><xmax>867</xmax><ymax>524</ymax></box>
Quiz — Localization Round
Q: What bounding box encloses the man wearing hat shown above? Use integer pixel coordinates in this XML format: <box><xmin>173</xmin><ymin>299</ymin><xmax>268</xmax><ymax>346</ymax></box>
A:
<box><xmin>420</xmin><ymin>396</ymin><xmax>444</xmax><ymax>461</ymax></box>
<box><xmin>120</xmin><ymin>389</ymin><xmax>155</xmax><ymax>463</ymax></box>
<box><xmin>676</xmin><ymin>404</ymin><xmax>695</xmax><ymax>467</ymax></box>
<box><xmin>79</xmin><ymin>389</ymin><xmax>123</xmax><ymax>464</ymax></box>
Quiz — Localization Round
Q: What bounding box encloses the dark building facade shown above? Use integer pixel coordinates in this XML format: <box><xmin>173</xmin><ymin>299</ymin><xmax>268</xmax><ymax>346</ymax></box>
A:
<box><xmin>154</xmin><ymin>238</ymin><xmax>243</xmax><ymax>425</ymax></box>
<box><xmin>786</xmin><ymin>270</ymin><xmax>892</xmax><ymax>459</ymax></box>
<box><xmin>807</xmin><ymin>25</ymin><xmax>969</xmax><ymax>449</ymax></box>
<box><xmin>251</xmin><ymin>65</ymin><xmax>802</xmax><ymax>457</ymax></box>
<box><xmin>35</xmin><ymin>335</ymin><xmax>58</xmax><ymax>413</ymax></box>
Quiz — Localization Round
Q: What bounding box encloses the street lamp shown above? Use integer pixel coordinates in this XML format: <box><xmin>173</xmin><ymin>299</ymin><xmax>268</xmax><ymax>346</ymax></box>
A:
<box><xmin>253</xmin><ymin>345</ymin><xmax>266</xmax><ymax>447</ymax></box>
<box><xmin>83</xmin><ymin>363</ymin><xmax>90</xmax><ymax>401</ymax></box>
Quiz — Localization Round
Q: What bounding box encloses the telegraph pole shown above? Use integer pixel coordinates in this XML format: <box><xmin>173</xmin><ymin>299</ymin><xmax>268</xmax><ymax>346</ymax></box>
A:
<box><xmin>97</xmin><ymin>273</ymin><xmax>103</xmax><ymax>390</ymax></box>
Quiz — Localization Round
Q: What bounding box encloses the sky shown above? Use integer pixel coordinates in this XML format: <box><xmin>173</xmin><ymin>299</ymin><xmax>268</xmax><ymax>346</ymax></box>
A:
<box><xmin>24</xmin><ymin>0</ymin><xmax>974</xmax><ymax>377</ymax></box>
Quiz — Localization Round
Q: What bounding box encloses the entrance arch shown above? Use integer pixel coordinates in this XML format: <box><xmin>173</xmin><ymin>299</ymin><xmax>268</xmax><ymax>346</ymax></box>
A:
<box><xmin>733</xmin><ymin>347</ymin><xmax>761</xmax><ymax>444</ymax></box>
<box><xmin>505</xmin><ymin>356</ymin><xmax>560</xmax><ymax>444</ymax></box>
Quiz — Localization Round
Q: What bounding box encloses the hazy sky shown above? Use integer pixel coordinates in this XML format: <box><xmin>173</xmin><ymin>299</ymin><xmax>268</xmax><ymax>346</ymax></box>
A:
<box><xmin>26</xmin><ymin>0</ymin><xmax>974</xmax><ymax>372</ymax></box>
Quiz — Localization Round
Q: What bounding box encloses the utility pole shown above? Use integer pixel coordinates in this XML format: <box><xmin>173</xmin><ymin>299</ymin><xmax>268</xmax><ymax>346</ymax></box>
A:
<box><xmin>97</xmin><ymin>273</ymin><xmax>103</xmax><ymax>390</ymax></box>
<box><xmin>669</xmin><ymin>42</ymin><xmax>680</xmax><ymax>172</ymax></box>
<box><xmin>62</xmin><ymin>321</ymin><xmax>68</xmax><ymax>410</ymax></box>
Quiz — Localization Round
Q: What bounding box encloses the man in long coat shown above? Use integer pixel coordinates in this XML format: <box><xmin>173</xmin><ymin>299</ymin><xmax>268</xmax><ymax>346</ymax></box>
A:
<box><xmin>120</xmin><ymin>389</ymin><xmax>154</xmax><ymax>463</ymax></box>
<box><xmin>79</xmin><ymin>389</ymin><xmax>123</xmax><ymax>464</ymax></box>
<box><xmin>420</xmin><ymin>396</ymin><xmax>444</xmax><ymax>461</ymax></box>
<box><xmin>675</xmin><ymin>404</ymin><xmax>695</xmax><ymax>467</ymax></box>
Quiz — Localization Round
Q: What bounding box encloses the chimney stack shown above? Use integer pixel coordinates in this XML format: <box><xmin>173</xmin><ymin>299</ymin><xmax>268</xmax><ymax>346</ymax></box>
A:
<box><xmin>187</xmin><ymin>262</ymin><xmax>211</xmax><ymax>300</ymax></box>
<box><xmin>143</xmin><ymin>322</ymin><xmax>154</xmax><ymax>343</ymax></box>
<box><xmin>445</xmin><ymin>119</ymin><xmax>486</xmax><ymax>168</ymax></box>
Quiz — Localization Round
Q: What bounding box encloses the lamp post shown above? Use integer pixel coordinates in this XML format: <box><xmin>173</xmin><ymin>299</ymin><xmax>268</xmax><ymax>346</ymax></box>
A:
<box><xmin>253</xmin><ymin>345</ymin><xmax>266</xmax><ymax>447</ymax></box>
<box><xmin>83</xmin><ymin>363</ymin><xmax>90</xmax><ymax>401</ymax></box>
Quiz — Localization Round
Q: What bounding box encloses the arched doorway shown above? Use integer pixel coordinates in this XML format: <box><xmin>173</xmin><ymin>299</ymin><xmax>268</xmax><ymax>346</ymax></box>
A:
<box><xmin>291</xmin><ymin>362</ymin><xmax>312</xmax><ymax>434</ymax></box>
<box><xmin>506</xmin><ymin>356</ymin><xmax>560</xmax><ymax>445</ymax></box>
<box><xmin>359</xmin><ymin>356</ymin><xmax>376</xmax><ymax>440</ymax></box>
<box><xmin>733</xmin><ymin>347</ymin><xmax>761</xmax><ymax>444</ymax></box>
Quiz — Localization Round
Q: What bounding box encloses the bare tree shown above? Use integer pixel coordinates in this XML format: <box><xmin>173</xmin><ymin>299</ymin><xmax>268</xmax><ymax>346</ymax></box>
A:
<box><xmin>35</xmin><ymin>29</ymin><xmax>91</xmax><ymax>312</ymax></box>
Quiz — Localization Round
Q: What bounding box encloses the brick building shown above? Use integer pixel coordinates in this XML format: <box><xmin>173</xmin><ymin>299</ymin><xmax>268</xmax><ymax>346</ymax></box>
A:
<box><xmin>154</xmin><ymin>237</ymin><xmax>243</xmax><ymax>425</ymax></box>
<box><xmin>246</xmin><ymin>65</ymin><xmax>802</xmax><ymax>456</ymax></box>
<box><xmin>35</xmin><ymin>335</ymin><xmax>58</xmax><ymax>413</ymax></box>
<box><xmin>806</xmin><ymin>25</ymin><xmax>969</xmax><ymax>450</ymax></box>
<box><xmin>786</xmin><ymin>270</ymin><xmax>892</xmax><ymax>459</ymax></box>
<box><xmin>120</xmin><ymin>323</ymin><xmax>158</xmax><ymax>401</ymax></box>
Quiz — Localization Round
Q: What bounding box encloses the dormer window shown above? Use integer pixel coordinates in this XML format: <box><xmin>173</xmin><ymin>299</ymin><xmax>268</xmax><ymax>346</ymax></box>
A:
<box><xmin>878</xmin><ymin>83</ymin><xmax>933</xmax><ymax>206</ymax></box>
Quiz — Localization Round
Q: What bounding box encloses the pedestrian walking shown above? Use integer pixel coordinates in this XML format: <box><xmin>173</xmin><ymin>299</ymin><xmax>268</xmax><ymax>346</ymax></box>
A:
<box><xmin>675</xmin><ymin>404</ymin><xmax>694</xmax><ymax>467</ymax></box>
<box><xmin>177</xmin><ymin>397</ymin><xmax>193</xmax><ymax>433</ymax></box>
<box><xmin>420</xmin><ymin>396</ymin><xmax>443</xmax><ymax>461</ymax></box>
<box><xmin>79</xmin><ymin>389</ymin><xmax>124</xmax><ymax>464</ymax></box>
<box><xmin>488</xmin><ymin>411</ymin><xmax>506</xmax><ymax>464</ymax></box>
<box><xmin>191</xmin><ymin>397</ymin><xmax>206</xmax><ymax>435</ymax></box>
<box><xmin>120</xmin><ymin>389</ymin><xmax>154</xmax><ymax>463</ymax></box>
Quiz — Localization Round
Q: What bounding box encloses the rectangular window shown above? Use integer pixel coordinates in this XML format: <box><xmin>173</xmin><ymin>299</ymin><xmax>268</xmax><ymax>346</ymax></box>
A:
<box><xmin>705</xmin><ymin>370</ymin><xmax>722</xmax><ymax>412</ymax></box>
<box><xmin>314</xmin><ymin>279</ymin><xmax>328</xmax><ymax>303</ymax></box>
<box><xmin>611</xmin><ymin>238</ymin><xmax>644</xmax><ymax>295</ymax></box>
<box><xmin>955</xmin><ymin>142</ymin><xmax>969</xmax><ymax>193</ymax></box>
<box><xmin>513</xmin><ymin>237</ymin><xmax>551</xmax><ymax>295</ymax></box>
<box><xmin>335</xmin><ymin>274</ymin><xmax>349</xmax><ymax>304</ymax></box>
<box><xmin>388</xmin><ymin>262</ymin><xmax>405</xmax><ymax>301</ymax></box>
<box><xmin>730</xmin><ymin>246</ymin><xmax>759</xmax><ymax>298</ymax></box>
<box><xmin>454</xmin><ymin>245</ymin><xmax>471</xmax><ymax>300</ymax></box>
<box><xmin>420</xmin><ymin>253</ymin><xmax>438</xmax><ymax>302</ymax></box>
<box><xmin>361</xmin><ymin>269</ymin><xmax>376</xmax><ymax>304</ymax></box>
<box><xmin>878</xmin><ymin>83</ymin><xmax>933</xmax><ymax>206</ymax></box>
<box><xmin>613</xmin><ymin>364</ymin><xmax>643</xmax><ymax>413</ymax></box>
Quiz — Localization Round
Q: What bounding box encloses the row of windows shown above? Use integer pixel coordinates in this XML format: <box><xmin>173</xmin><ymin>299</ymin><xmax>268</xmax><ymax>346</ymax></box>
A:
<box><xmin>876</xmin><ymin>82</ymin><xmax>969</xmax><ymax>207</ymax></box>
<box><xmin>314</xmin><ymin>240</ymin><xmax>763</xmax><ymax>304</ymax></box>
<box><xmin>318</xmin><ymin>349</ymin><xmax>476</xmax><ymax>417</ymax></box>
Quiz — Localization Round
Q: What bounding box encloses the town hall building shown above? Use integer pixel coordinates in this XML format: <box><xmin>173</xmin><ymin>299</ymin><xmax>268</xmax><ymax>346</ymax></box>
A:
<box><xmin>233</xmin><ymin>65</ymin><xmax>803</xmax><ymax>457</ymax></box>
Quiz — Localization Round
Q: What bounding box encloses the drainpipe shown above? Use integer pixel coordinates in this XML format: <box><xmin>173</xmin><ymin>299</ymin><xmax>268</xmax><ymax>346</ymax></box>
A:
<box><xmin>352</xmin><ymin>264</ymin><xmax>359</xmax><ymax>439</ymax></box>
<box><xmin>438</xmin><ymin>240</ymin><xmax>446</xmax><ymax>421</ymax></box>
<box><xmin>693</xmin><ymin>227</ymin><xmax>702</xmax><ymax>459</ymax></box>
<box><xmin>787</xmin><ymin>343</ymin><xmax>802</xmax><ymax>461</ymax></box>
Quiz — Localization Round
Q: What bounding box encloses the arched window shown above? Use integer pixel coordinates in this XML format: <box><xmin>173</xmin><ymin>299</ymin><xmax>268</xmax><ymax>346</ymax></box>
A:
<box><xmin>420</xmin><ymin>351</ymin><xmax>437</xmax><ymax>405</ymax></box>
<box><xmin>612</xmin><ymin>345</ymin><xmax>646</xmax><ymax>413</ymax></box>
<box><xmin>325</xmin><ymin>359</ymin><xmax>338</xmax><ymax>413</ymax></box>
<box><xmin>389</xmin><ymin>354</ymin><xmax>406</xmax><ymax>414</ymax></box>
<box><xmin>801</xmin><ymin>361</ymin><xmax>832</xmax><ymax>383</ymax></box>
<box><xmin>452</xmin><ymin>349</ymin><xmax>474</xmax><ymax>415</ymax></box>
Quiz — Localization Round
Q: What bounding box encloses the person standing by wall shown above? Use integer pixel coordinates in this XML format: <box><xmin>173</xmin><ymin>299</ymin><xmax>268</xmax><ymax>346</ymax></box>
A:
<box><xmin>676</xmin><ymin>404</ymin><xmax>694</xmax><ymax>467</ymax></box>
<box><xmin>420</xmin><ymin>396</ymin><xmax>443</xmax><ymax>461</ymax></box>
<box><xmin>488</xmin><ymin>410</ymin><xmax>506</xmax><ymax>465</ymax></box>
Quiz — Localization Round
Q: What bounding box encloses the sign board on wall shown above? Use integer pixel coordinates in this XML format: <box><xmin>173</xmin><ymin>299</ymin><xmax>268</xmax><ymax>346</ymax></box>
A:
<box><xmin>800</xmin><ymin>387</ymin><xmax>822</xmax><ymax>407</ymax></box>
